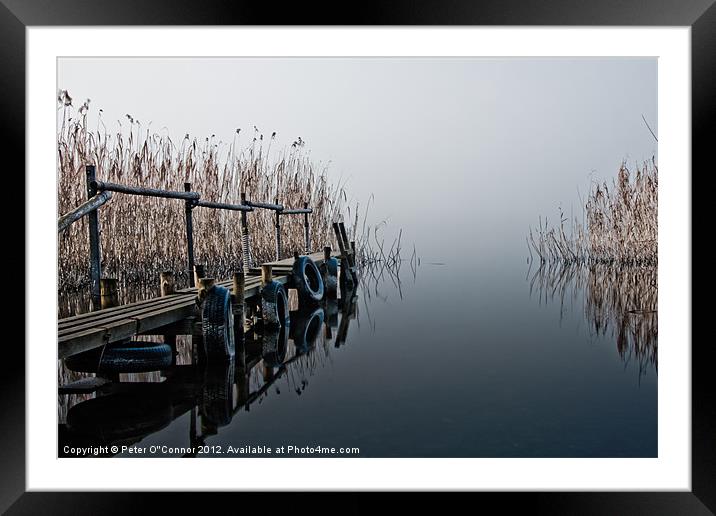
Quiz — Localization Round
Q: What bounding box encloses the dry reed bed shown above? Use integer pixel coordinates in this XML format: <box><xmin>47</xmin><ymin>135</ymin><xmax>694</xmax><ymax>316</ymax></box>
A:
<box><xmin>58</xmin><ymin>94</ymin><xmax>348</xmax><ymax>315</ymax></box>
<box><xmin>529</xmin><ymin>159</ymin><xmax>658</xmax><ymax>266</ymax></box>
<box><xmin>527</xmin><ymin>159</ymin><xmax>658</xmax><ymax>375</ymax></box>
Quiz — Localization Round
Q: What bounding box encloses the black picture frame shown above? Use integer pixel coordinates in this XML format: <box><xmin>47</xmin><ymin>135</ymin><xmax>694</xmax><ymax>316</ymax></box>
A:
<box><xmin>5</xmin><ymin>1</ymin><xmax>710</xmax><ymax>513</ymax></box>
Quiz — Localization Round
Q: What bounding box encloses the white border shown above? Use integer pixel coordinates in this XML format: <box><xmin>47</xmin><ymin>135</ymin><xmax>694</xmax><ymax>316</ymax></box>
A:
<box><xmin>27</xmin><ymin>27</ymin><xmax>691</xmax><ymax>491</ymax></box>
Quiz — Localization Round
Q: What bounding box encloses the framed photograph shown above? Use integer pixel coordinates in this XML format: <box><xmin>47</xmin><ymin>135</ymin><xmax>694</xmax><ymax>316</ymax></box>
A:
<box><xmin>9</xmin><ymin>0</ymin><xmax>711</xmax><ymax>512</ymax></box>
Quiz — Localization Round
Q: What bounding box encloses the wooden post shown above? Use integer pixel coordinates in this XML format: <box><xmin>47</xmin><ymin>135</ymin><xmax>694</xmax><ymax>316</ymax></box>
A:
<box><xmin>338</xmin><ymin>222</ymin><xmax>350</xmax><ymax>252</ymax></box>
<box><xmin>160</xmin><ymin>271</ymin><xmax>176</xmax><ymax>296</ymax></box>
<box><xmin>303</xmin><ymin>201</ymin><xmax>310</xmax><ymax>253</ymax></box>
<box><xmin>86</xmin><ymin>165</ymin><xmax>102</xmax><ymax>311</ymax></box>
<box><xmin>324</xmin><ymin>245</ymin><xmax>331</xmax><ymax>262</ymax></box>
<box><xmin>333</xmin><ymin>222</ymin><xmax>357</xmax><ymax>286</ymax></box>
<box><xmin>232</xmin><ymin>272</ymin><xmax>245</xmax><ymax>302</ymax></box>
<box><xmin>184</xmin><ymin>182</ymin><xmax>196</xmax><ymax>287</ymax></box>
<box><xmin>261</xmin><ymin>264</ymin><xmax>273</xmax><ymax>286</ymax></box>
<box><xmin>194</xmin><ymin>274</ymin><xmax>214</xmax><ymax>364</ymax></box>
<box><xmin>197</xmin><ymin>277</ymin><xmax>215</xmax><ymax>303</ymax></box>
<box><xmin>240</xmin><ymin>192</ymin><xmax>251</xmax><ymax>274</ymax></box>
<box><xmin>160</xmin><ymin>272</ymin><xmax>178</xmax><ymax>360</ymax></box>
<box><xmin>99</xmin><ymin>278</ymin><xmax>119</xmax><ymax>310</ymax></box>
<box><xmin>193</xmin><ymin>264</ymin><xmax>205</xmax><ymax>290</ymax></box>
<box><xmin>232</xmin><ymin>271</ymin><xmax>246</xmax><ymax>337</ymax></box>
<box><xmin>275</xmin><ymin>197</ymin><xmax>281</xmax><ymax>261</ymax></box>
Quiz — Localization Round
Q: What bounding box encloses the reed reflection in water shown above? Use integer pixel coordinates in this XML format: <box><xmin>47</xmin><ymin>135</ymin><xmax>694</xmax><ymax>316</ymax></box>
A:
<box><xmin>529</xmin><ymin>261</ymin><xmax>657</xmax><ymax>377</ymax></box>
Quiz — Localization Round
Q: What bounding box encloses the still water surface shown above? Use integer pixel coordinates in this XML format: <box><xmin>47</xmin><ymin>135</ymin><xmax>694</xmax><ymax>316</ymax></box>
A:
<box><xmin>59</xmin><ymin>252</ymin><xmax>657</xmax><ymax>458</ymax></box>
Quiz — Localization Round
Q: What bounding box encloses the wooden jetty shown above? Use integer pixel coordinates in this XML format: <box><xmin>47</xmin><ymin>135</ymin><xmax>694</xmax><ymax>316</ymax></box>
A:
<box><xmin>58</xmin><ymin>252</ymin><xmax>338</xmax><ymax>360</ymax></box>
<box><xmin>57</xmin><ymin>165</ymin><xmax>359</xmax><ymax>362</ymax></box>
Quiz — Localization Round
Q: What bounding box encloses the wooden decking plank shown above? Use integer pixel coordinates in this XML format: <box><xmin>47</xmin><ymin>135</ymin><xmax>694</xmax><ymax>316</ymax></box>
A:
<box><xmin>59</xmin><ymin>295</ymin><xmax>197</xmax><ymax>337</ymax></box>
<box><xmin>133</xmin><ymin>303</ymin><xmax>198</xmax><ymax>333</ymax></box>
<box><xmin>58</xmin><ymin>328</ymin><xmax>106</xmax><ymax>359</ymax></box>
<box><xmin>59</xmin><ymin>293</ymin><xmax>195</xmax><ymax>331</ymax></box>
<box><xmin>59</xmin><ymin>292</ymin><xmax>196</xmax><ymax>327</ymax></box>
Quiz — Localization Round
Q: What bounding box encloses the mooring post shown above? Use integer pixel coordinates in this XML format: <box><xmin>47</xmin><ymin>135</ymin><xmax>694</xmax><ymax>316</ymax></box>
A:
<box><xmin>160</xmin><ymin>272</ymin><xmax>178</xmax><ymax>360</ymax></box>
<box><xmin>184</xmin><ymin>182</ymin><xmax>196</xmax><ymax>287</ymax></box>
<box><xmin>339</xmin><ymin>222</ymin><xmax>350</xmax><ymax>253</ymax></box>
<box><xmin>240</xmin><ymin>192</ymin><xmax>251</xmax><ymax>274</ymax></box>
<box><xmin>99</xmin><ymin>278</ymin><xmax>119</xmax><ymax>310</ymax></box>
<box><xmin>232</xmin><ymin>271</ymin><xmax>246</xmax><ymax>337</ymax></box>
<box><xmin>160</xmin><ymin>271</ymin><xmax>176</xmax><ymax>297</ymax></box>
<box><xmin>86</xmin><ymin>165</ymin><xmax>102</xmax><ymax>311</ymax></box>
<box><xmin>197</xmin><ymin>277</ymin><xmax>215</xmax><ymax>302</ymax></box>
<box><xmin>303</xmin><ymin>201</ymin><xmax>311</xmax><ymax>254</ymax></box>
<box><xmin>193</xmin><ymin>264</ymin><xmax>205</xmax><ymax>290</ymax></box>
<box><xmin>275</xmin><ymin>197</ymin><xmax>282</xmax><ymax>260</ymax></box>
<box><xmin>261</xmin><ymin>264</ymin><xmax>273</xmax><ymax>287</ymax></box>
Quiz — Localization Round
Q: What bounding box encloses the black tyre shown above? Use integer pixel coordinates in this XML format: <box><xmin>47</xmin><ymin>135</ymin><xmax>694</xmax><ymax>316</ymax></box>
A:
<box><xmin>261</xmin><ymin>280</ymin><xmax>289</xmax><ymax>328</ymax></box>
<box><xmin>202</xmin><ymin>285</ymin><xmax>235</xmax><ymax>359</ymax></box>
<box><xmin>291</xmin><ymin>307</ymin><xmax>325</xmax><ymax>353</ymax></box>
<box><xmin>67</xmin><ymin>392</ymin><xmax>173</xmax><ymax>443</ymax></box>
<box><xmin>262</xmin><ymin>325</ymin><xmax>289</xmax><ymax>367</ymax></box>
<box><xmin>201</xmin><ymin>360</ymin><xmax>235</xmax><ymax>428</ymax></box>
<box><xmin>321</xmin><ymin>257</ymin><xmax>339</xmax><ymax>298</ymax></box>
<box><xmin>292</xmin><ymin>256</ymin><xmax>324</xmax><ymax>304</ymax></box>
<box><xmin>65</xmin><ymin>341</ymin><xmax>173</xmax><ymax>374</ymax></box>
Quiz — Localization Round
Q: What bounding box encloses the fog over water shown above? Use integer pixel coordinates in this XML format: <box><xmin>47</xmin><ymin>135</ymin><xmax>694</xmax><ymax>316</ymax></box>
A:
<box><xmin>59</xmin><ymin>57</ymin><xmax>657</xmax><ymax>261</ymax></box>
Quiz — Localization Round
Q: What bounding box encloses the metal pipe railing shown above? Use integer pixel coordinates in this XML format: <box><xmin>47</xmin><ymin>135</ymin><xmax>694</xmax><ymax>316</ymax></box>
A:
<box><xmin>58</xmin><ymin>191</ymin><xmax>113</xmax><ymax>233</ymax></box>
<box><xmin>92</xmin><ymin>180</ymin><xmax>200</xmax><ymax>201</ymax></box>
<box><xmin>245</xmin><ymin>200</ymin><xmax>284</xmax><ymax>211</ymax></box>
<box><xmin>194</xmin><ymin>199</ymin><xmax>253</xmax><ymax>212</ymax></box>
<box><xmin>279</xmin><ymin>208</ymin><xmax>312</xmax><ymax>215</ymax></box>
<box><xmin>60</xmin><ymin>169</ymin><xmax>316</xmax><ymax>302</ymax></box>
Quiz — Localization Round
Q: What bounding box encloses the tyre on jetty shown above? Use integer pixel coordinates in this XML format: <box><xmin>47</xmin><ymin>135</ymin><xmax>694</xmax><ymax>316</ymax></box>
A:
<box><xmin>64</xmin><ymin>341</ymin><xmax>173</xmax><ymax>374</ymax></box>
<box><xmin>320</xmin><ymin>254</ymin><xmax>339</xmax><ymax>299</ymax></box>
<box><xmin>202</xmin><ymin>284</ymin><xmax>235</xmax><ymax>359</ymax></box>
<box><xmin>292</xmin><ymin>255</ymin><xmax>325</xmax><ymax>305</ymax></box>
<box><xmin>261</xmin><ymin>280</ymin><xmax>289</xmax><ymax>328</ymax></box>
<box><xmin>291</xmin><ymin>307</ymin><xmax>325</xmax><ymax>354</ymax></box>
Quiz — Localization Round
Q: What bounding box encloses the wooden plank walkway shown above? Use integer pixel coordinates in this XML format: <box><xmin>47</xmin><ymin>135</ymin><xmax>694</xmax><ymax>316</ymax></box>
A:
<box><xmin>58</xmin><ymin>252</ymin><xmax>335</xmax><ymax>359</ymax></box>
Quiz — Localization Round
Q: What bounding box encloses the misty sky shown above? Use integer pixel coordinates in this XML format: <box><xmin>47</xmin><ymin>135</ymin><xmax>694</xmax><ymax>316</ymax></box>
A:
<box><xmin>58</xmin><ymin>57</ymin><xmax>657</xmax><ymax>261</ymax></box>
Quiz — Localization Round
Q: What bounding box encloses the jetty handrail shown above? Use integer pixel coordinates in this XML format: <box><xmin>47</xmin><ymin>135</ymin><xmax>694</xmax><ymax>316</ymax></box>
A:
<box><xmin>92</xmin><ymin>179</ymin><xmax>200</xmax><ymax>201</ymax></box>
<box><xmin>194</xmin><ymin>199</ymin><xmax>253</xmax><ymax>212</ymax></box>
<box><xmin>245</xmin><ymin>199</ymin><xmax>283</xmax><ymax>211</ymax></box>
<box><xmin>57</xmin><ymin>191</ymin><xmax>113</xmax><ymax>233</ymax></box>
<box><xmin>279</xmin><ymin>207</ymin><xmax>312</xmax><ymax>215</ymax></box>
<box><xmin>69</xmin><ymin>165</ymin><xmax>316</xmax><ymax>308</ymax></box>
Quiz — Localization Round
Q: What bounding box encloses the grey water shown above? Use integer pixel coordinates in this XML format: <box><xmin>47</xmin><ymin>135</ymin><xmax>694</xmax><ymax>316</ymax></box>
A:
<box><xmin>58</xmin><ymin>250</ymin><xmax>657</xmax><ymax>458</ymax></box>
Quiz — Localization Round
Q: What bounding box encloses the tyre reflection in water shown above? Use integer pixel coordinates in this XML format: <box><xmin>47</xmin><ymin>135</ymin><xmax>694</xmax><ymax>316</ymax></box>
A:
<box><xmin>58</xmin><ymin>289</ymin><xmax>360</xmax><ymax>457</ymax></box>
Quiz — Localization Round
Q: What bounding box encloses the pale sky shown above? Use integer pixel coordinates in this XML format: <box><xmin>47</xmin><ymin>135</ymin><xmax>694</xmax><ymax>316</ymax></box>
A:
<box><xmin>59</xmin><ymin>57</ymin><xmax>657</xmax><ymax>261</ymax></box>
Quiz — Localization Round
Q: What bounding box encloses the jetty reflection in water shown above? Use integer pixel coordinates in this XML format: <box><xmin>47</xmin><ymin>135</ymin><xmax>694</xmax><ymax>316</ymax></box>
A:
<box><xmin>58</xmin><ymin>292</ymin><xmax>359</xmax><ymax>458</ymax></box>
<box><xmin>528</xmin><ymin>261</ymin><xmax>657</xmax><ymax>377</ymax></box>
